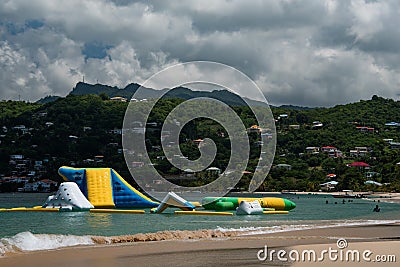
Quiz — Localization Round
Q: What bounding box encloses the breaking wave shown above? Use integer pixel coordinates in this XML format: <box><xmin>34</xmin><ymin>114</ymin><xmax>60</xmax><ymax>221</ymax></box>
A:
<box><xmin>0</xmin><ymin>231</ymin><xmax>94</xmax><ymax>255</ymax></box>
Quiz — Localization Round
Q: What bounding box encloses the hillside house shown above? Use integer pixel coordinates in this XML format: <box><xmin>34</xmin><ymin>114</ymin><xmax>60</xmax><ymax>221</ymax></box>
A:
<box><xmin>206</xmin><ymin>167</ymin><xmax>221</xmax><ymax>175</ymax></box>
<box><xmin>247</xmin><ymin>125</ymin><xmax>262</xmax><ymax>133</ymax></box>
<box><xmin>312</xmin><ymin>121</ymin><xmax>323</xmax><ymax>129</ymax></box>
<box><xmin>347</xmin><ymin>161</ymin><xmax>370</xmax><ymax>169</ymax></box>
<box><xmin>278</xmin><ymin>114</ymin><xmax>288</xmax><ymax>119</ymax></box>
<box><xmin>349</xmin><ymin>147</ymin><xmax>369</xmax><ymax>157</ymax></box>
<box><xmin>356</xmin><ymin>126</ymin><xmax>374</xmax><ymax>133</ymax></box>
<box><xmin>390</xmin><ymin>142</ymin><xmax>400</xmax><ymax>149</ymax></box>
<box><xmin>132</xmin><ymin>161</ymin><xmax>145</xmax><ymax>168</ymax></box>
<box><xmin>22</xmin><ymin>179</ymin><xmax>57</xmax><ymax>192</ymax></box>
<box><xmin>110</xmin><ymin>96</ymin><xmax>127</xmax><ymax>102</ymax></box>
<box><xmin>385</xmin><ymin>122</ymin><xmax>400</xmax><ymax>127</ymax></box>
<box><xmin>10</xmin><ymin>154</ymin><xmax>24</xmax><ymax>160</ymax></box>
<box><xmin>193</xmin><ymin>139</ymin><xmax>203</xmax><ymax>146</ymax></box>
<box><xmin>94</xmin><ymin>155</ymin><xmax>104</xmax><ymax>163</ymax></box>
<box><xmin>320</xmin><ymin>181</ymin><xmax>338</xmax><ymax>191</ymax></box>
<box><xmin>109</xmin><ymin>128</ymin><xmax>122</xmax><ymax>135</ymax></box>
<box><xmin>132</xmin><ymin>127</ymin><xmax>145</xmax><ymax>134</ymax></box>
<box><xmin>275</xmin><ymin>164</ymin><xmax>292</xmax><ymax>170</ymax></box>
<box><xmin>321</xmin><ymin>146</ymin><xmax>342</xmax><ymax>158</ymax></box>
<box><xmin>2</xmin><ymin>176</ymin><xmax>30</xmax><ymax>184</ymax></box>
<box><xmin>306</xmin><ymin>147</ymin><xmax>320</xmax><ymax>154</ymax></box>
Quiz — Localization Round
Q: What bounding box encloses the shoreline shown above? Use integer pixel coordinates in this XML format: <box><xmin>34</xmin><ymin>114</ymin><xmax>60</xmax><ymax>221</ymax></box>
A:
<box><xmin>1</xmin><ymin>222</ymin><xmax>400</xmax><ymax>266</ymax></box>
<box><xmin>244</xmin><ymin>191</ymin><xmax>400</xmax><ymax>203</ymax></box>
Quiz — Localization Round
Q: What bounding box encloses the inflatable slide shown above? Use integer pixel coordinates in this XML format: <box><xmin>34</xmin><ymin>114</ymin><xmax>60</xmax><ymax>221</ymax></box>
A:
<box><xmin>151</xmin><ymin>192</ymin><xmax>195</xmax><ymax>214</ymax></box>
<box><xmin>58</xmin><ymin>166</ymin><xmax>159</xmax><ymax>208</ymax></box>
<box><xmin>42</xmin><ymin>182</ymin><xmax>94</xmax><ymax>211</ymax></box>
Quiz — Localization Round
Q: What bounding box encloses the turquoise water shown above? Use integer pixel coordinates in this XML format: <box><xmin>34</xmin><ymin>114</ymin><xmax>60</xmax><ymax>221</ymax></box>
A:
<box><xmin>1</xmin><ymin>193</ymin><xmax>399</xmax><ymax>253</ymax></box>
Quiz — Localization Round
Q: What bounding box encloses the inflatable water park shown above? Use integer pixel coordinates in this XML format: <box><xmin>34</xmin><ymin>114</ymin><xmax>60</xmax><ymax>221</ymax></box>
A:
<box><xmin>0</xmin><ymin>166</ymin><xmax>296</xmax><ymax>216</ymax></box>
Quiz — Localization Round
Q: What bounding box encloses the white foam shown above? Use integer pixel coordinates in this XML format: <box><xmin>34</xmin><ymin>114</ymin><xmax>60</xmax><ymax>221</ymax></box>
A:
<box><xmin>0</xmin><ymin>231</ymin><xmax>94</xmax><ymax>253</ymax></box>
<box><xmin>215</xmin><ymin>219</ymin><xmax>400</xmax><ymax>236</ymax></box>
<box><xmin>216</xmin><ymin>224</ymin><xmax>313</xmax><ymax>235</ymax></box>
<box><xmin>0</xmin><ymin>241</ymin><xmax>6</xmax><ymax>256</ymax></box>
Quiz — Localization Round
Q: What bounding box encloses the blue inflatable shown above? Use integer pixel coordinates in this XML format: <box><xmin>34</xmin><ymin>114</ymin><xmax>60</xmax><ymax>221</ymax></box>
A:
<box><xmin>58</xmin><ymin>166</ymin><xmax>158</xmax><ymax>208</ymax></box>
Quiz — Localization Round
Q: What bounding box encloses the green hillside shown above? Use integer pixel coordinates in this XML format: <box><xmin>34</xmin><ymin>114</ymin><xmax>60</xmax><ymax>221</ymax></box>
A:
<box><xmin>1</xmin><ymin>94</ymin><xmax>400</xmax><ymax>192</ymax></box>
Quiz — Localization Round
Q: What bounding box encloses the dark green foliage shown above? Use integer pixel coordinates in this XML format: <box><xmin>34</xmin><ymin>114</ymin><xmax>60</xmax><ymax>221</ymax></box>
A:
<box><xmin>1</xmin><ymin>94</ymin><xmax>400</xmax><ymax>192</ymax></box>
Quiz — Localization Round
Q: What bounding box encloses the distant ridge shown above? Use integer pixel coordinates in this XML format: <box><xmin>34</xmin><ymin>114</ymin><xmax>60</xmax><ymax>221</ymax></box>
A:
<box><xmin>35</xmin><ymin>83</ymin><xmax>314</xmax><ymax>109</ymax></box>
<box><xmin>69</xmin><ymin>82</ymin><xmax>268</xmax><ymax>107</ymax></box>
<box><xmin>278</xmin><ymin>104</ymin><xmax>313</xmax><ymax>110</ymax></box>
<box><xmin>36</xmin><ymin>95</ymin><xmax>61</xmax><ymax>104</ymax></box>
<box><xmin>70</xmin><ymin>82</ymin><xmax>140</xmax><ymax>99</ymax></box>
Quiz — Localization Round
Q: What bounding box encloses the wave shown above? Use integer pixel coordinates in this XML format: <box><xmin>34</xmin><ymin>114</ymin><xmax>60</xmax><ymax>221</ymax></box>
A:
<box><xmin>0</xmin><ymin>232</ymin><xmax>94</xmax><ymax>256</ymax></box>
<box><xmin>0</xmin><ymin>229</ymin><xmax>239</xmax><ymax>256</ymax></box>
<box><xmin>215</xmin><ymin>219</ymin><xmax>400</xmax><ymax>235</ymax></box>
<box><xmin>1</xmin><ymin>219</ymin><xmax>399</xmax><ymax>256</ymax></box>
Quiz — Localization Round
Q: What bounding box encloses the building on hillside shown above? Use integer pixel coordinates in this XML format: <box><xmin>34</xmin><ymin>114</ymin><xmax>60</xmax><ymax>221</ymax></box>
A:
<box><xmin>94</xmin><ymin>155</ymin><xmax>104</xmax><ymax>163</ymax></box>
<box><xmin>385</xmin><ymin>122</ymin><xmax>400</xmax><ymax>127</ymax></box>
<box><xmin>365</xmin><ymin>171</ymin><xmax>380</xmax><ymax>179</ymax></box>
<box><xmin>389</xmin><ymin>142</ymin><xmax>400</xmax><ymax>149</ymax></box>
<box><xmin>278</xmin><ymin>114</ymin><xmax>288</xmax><ymax>119</ymax></box>
<box><xmin>349</xmin><ymin>147</ymin><xmax>369</xmax><ymax>157</ymax></box>
<box><xmin>132</xmin><ymin>161</ymin><xmax>145</xmax><ymax>168</ymax></box>
<box><xmin>275</xmin><ymin>164</ymin><xmax>292</xmax><ymax>170</ymax></box>
<box><xmin>356</xmin><ymin>126</ymin><xmax>374</xmax><ymax>133</ymax></box>
<box><xmin>320</xmin><ymin>181</ymin><xmax>338</xmax><ymax>191</ymax></box>
<box><xmin>193</xmin><ymin>139</ymin><xmax>203</xmax><ymax>146</ymax></box>
<box><xmin>206</xmin><ymin>167</ymin><xmax>221</xmax><ymax>175</ymax></box>
<box><xmin>110</xmin><ymin>96</ymin><xmax>127</xmax><ymax>102</ymax></box>
<box><xmin>108</xmin><ymin>128</ymin><xmax>122</xmax><ymax>135</ymax></box>
<box><xmin>326</xmin><ymin>173</ymin><xmax>337</xmax><ymax>179</ymax></box>
<box><xmin>347</xmin><ymin>161</ymin><xmax>370</xmax><ymax>169</ymax></box>
<box><xmin>247</xmin><ymin>125</ymin><xmax>261</xmax><ymax>133</ymax></box>
<box><xmin>21</xmin><ymin>179</ymin><xmax>58</xmax><ymax>192</ymax></box>
<box><xmin>306</xmin><ymin>147</ymin><xmax>320</xmax><ymax>154</ymax></box>
<box><xmin>10</xmin><ymin>155</ymin><xmax>24</xmax><ymax>160</ymax></box>
<box><xmin>321</xmin><ymin>146</ymin><xmax>342</xmax><ymax>158</ymax></box>
<box><xmin>312</xmin><ymin>121</ymin><xmax>323</xmax><ymax>129</ymax></box>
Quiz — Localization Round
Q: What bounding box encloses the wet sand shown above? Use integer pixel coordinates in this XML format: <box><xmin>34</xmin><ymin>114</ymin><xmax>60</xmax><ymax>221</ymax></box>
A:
<box><xmin>1</xmin><ymin>223</ymin><xmax>400</xmax><ymax>267</ymax></box>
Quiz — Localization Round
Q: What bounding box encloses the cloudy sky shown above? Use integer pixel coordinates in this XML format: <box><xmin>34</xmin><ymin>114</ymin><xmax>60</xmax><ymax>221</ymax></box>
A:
<box><xmin>1</xmin><ymin>0</ymin><xmax>400</xmax><ymax>106</ymax></box>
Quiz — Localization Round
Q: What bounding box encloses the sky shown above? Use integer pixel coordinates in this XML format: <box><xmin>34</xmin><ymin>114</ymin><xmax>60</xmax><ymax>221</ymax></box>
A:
<box><xmin>1</xmin><ymin>0</ymin><xmax>400</xmax><ymax>107</ymax></box>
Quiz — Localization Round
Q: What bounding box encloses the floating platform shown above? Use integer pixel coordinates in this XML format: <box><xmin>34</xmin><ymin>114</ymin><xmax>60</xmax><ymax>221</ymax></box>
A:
<box><xmin>262</xmin><ymin>210</ymin><xmax>289</xmax><ymax>215</ymax></box>
<box><xmin>0</xmin><ymin>207</ymin><xmax>60</xmax><ymax>212</ymax></box>
<box><xmin>89</xmin><ymin>209</ymin><xmax>145</xmax><ymax>214</ymax></box>
<box><xmin>174</xmin><ymin>210</ymin><xmax>234</xmax><ymax>216</ymax></box>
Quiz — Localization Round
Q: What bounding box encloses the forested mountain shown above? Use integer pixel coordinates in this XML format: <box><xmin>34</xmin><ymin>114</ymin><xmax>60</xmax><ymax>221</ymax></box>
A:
<box><xmin>68</xmin><ymin>82</ymin><xmax>267</xmax><ymax>107</ymax></box>
<box><xmin>1</xmin><ymin>92</ymin><xmax>400</xmax><ymax>193</ymax></box>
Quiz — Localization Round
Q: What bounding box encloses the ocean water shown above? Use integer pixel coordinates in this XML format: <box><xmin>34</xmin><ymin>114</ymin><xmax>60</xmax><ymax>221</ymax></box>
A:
<box><xmin>1</xmin><ymin>192</ymin><xmax>399</xmax><ymax>254</ymax></box>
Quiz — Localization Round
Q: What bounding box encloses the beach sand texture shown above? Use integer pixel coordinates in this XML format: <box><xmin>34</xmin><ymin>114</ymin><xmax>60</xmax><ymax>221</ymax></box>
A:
<box><xmin>1</xmin><ymin>223</ymin><xmax>399</xmax><ymax>267</ymax></box>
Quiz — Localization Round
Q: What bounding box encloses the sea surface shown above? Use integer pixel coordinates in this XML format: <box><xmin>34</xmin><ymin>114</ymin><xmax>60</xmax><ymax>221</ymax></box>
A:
<box><xmin>1</xmin><ymin>192</ymin><xmax>399</xmax><ymax>254</ymax></box>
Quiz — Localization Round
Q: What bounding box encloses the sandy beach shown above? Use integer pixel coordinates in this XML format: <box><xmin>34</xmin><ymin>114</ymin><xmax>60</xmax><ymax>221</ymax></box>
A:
<box><xmin>1</xmin><ymin>223</ymin><xmax>399</xmax><ymax>267</ymax></box>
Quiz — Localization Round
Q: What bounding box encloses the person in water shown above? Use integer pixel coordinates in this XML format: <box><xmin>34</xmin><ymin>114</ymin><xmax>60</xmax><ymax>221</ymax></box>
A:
<box><xmin>373</xmin><ymin>204</ymin><xmax>380</xmax><ymax>212</ymax></box>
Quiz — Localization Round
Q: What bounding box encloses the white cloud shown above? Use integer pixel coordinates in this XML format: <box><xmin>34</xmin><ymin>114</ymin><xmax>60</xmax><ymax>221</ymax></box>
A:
<box><xmin>0</xmin><ymin>0</ymin><xmax>400</xmax><ymax>106</ymax></box>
